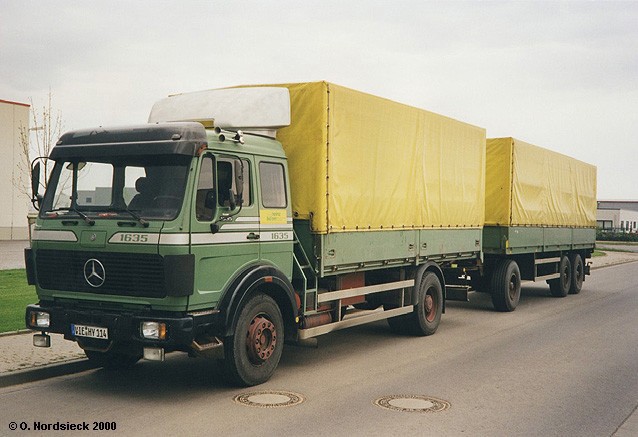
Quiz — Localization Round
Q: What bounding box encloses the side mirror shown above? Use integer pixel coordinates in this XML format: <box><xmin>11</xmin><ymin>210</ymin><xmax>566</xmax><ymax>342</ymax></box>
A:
<box><xmin>234</xmin><ymin>159</ymin><xmax>244</xmax><ymax>204</ymax></box>
<box><xmin>228</xmin><ymin>188</ymin><xmax>236</xmax><ymax>210</ymax></box>
<box><xmin>31</xmin><ymin>161</ymin><xmax>42</xmax><ymax>210</ymax></box>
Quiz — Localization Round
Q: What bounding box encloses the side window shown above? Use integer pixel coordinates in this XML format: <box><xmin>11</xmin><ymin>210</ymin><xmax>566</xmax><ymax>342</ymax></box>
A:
<box><xmin>259</xmin><ymin>162</ymin><xmax>287</xmax><ymax>208</ymax></box>
<box><xmin>196</xmin><ymin>155</ymin><xmax>215</xmax><ymax>221</ymax></box>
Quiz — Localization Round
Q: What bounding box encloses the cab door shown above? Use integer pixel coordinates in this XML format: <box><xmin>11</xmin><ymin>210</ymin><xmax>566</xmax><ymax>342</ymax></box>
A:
<box><xmin>188</xmin><ymin>153</ymin><xmax>259</xmax><ymax>310</ymax></box>
<box><xmin>256</xmin><ymin>158</ymin><xmax>293</xmax><ymax>279</ymax></box>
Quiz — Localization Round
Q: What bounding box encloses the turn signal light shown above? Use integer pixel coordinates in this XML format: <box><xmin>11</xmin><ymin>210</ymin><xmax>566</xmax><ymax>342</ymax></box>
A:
<box><xmin>30</xmin><ymin>311</ymin><xmax>50</xmax><ymax>328</ymax></box>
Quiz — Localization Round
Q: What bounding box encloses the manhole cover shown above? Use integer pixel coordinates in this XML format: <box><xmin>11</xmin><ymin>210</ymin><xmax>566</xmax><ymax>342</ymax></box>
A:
<box><xmin>234</xmin><ymin>390</ymin><xmax>305</xmax><ymax>408</ymax></box>
<box><xmin>374</xmin><ymin>395</ymin><xmax>450</xmax><ymax>413</ymax></box>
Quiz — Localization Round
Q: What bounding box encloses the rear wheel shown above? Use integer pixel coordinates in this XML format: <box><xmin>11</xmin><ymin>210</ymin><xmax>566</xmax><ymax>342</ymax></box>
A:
<box><xmin>569</xmin><ymin>254</ymin><xmax>584</xmax><ymax>294</ymax></box>
<box><xmin>223</xmin><ymin>293</ymin><xmax>284</xmax><ymax>387</ymax></box>
<box><xmin>490</xmin><ymin>259</ymin><xmax>521</xmax><ymax>312</ymax></box>
<box><xmin>387</xmin><ymin>271</ymin><xmax>442</xmax><ymax>336</ymax></box>
<box><xmin>549</xmin><ymin>255</ymin><xmax>571</xmax><ymax>297</ymax></box>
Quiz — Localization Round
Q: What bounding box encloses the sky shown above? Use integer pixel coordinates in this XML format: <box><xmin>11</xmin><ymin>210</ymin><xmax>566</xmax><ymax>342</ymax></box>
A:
<box><xmin>1</xmin><ymin>0</ymin><xmax>637</xmax><ymax>200</ymax></box>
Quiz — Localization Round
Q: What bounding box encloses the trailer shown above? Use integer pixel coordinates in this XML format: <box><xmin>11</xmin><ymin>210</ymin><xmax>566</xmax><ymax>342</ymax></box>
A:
<box><xmin>474</xmin><ymin>137</ymin><xmax>597</xmax><ymax>311</ymax></box>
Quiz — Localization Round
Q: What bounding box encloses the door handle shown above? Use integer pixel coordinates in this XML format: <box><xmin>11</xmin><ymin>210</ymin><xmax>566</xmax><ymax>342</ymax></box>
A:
<box><xmin>247</xmin><ymin>232</ymin><xmax>260</xmax><ymax>240</ymax></box>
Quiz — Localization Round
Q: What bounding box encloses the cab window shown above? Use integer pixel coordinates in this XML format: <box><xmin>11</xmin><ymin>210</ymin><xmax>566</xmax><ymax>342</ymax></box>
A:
<box><xmin>259</xmin><ymin>162</ymin><xmax>287</xmax><ymax>208</ymax></box>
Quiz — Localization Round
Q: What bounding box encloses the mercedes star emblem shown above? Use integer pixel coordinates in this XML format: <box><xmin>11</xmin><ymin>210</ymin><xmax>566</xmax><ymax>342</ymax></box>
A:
<box><xmin>84</xmin><ymin>258</ymin><xmax>106</xmax><ymax>288</ymax></box>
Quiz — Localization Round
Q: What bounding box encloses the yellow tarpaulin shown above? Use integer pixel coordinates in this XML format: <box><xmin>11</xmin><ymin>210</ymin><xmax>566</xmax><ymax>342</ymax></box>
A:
<box><xmin>267</xmin><ymin>82</ymin><xmax>485</xmax><ymax>234</ymax></box>
<box><xmin>485</xmin><ymin>138</ymin><xmax>597</xmax><ymax>227</ymax></box>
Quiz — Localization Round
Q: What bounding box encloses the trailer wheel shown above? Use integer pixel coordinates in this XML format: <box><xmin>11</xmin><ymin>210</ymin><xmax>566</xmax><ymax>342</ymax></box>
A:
<box><xmin>568</xmin><ymin>254</ymin><xmax>584</xmax><ymax>294</ymax></box>
<box><xmin>84</xmin><ymin>349</ymin><xmax>141</xmax><ymax>370</ymax></box>
<box><xmin>224</xmin><ymin>293</ymin><xmax>284</xmax><ymax>387</ymax></box>
<box><xmin>387</xmin><ymin>271</ymin><xmax>442</xmax><ymax>336</ymax></box>
<box><xmin>490</xmin><ymin>259</ymin><xmax>521</xmax><ymax>312</ymax></box>
<box><xmin>549</xmin><ymin>256</ymin><xmax>571</xmax><ymax>297</ymax></box>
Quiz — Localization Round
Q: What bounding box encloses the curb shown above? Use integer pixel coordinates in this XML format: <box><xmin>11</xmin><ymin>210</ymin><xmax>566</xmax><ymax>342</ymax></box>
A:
<box><xmin>0</xmin><ymin>329</ymin><xmax>34</xmax><ymax>338</ymax></box>
<box><xmin>0</xmin><ymin>359</ymin><xmax>97</xmax><ymax>389</ymax></box>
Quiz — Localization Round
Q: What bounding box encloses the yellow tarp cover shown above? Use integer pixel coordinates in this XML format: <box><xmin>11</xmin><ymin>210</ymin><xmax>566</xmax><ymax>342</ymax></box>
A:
<box><xmin>265</xmin><ymin>82</ymin><xmax>485</xmax><ymax>233</ymax></box>
<box><xmin>485</xmin><ymin>138</ymin><xmax>597</xmax><ymax>227</ymax></box>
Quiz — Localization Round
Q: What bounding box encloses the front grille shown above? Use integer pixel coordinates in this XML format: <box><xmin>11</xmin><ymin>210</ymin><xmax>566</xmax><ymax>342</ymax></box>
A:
<box><xmin>36</xmin><ymin>249</ymin><xmax>166</xmax><ymax>298</ymax></box>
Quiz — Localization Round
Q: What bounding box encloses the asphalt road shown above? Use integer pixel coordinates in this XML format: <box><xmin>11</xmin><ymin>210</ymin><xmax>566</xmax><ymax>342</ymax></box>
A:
<box><xmin>1</xmin><ymin>262</ymin><xmax>636</xmax><ymax>437</ymax></box>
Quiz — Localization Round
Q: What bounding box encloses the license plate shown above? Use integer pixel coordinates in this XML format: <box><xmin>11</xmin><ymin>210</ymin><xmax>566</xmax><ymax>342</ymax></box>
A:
<box><xmin>71</xmin><ymin>324</ymin><xmax>108</xmax><ymax>339</ymax></box>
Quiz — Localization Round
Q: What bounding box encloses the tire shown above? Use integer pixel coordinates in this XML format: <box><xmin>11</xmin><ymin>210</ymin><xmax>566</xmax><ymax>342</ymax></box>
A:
<box><xmin>387</xmin><ymin>271</ymin><xmax>443</xmax><ymax>336</ymax></box>
<box><xmin>569</xmin><ymin>254</ymin><xmax>584</xmax><ymax>295</ymax></box>
<box><xmin>224</xmin><ymin>293</ymin><xmax>284</xmax><ymax>387</ymax></box>
<box><xmin>84</xmin><ymin>349</ymin><xmax>141</xmax><ymax>370</ymax></box>
<box><xmin>490</xmin><ymin>259</ymin><xmax>521</xmax><ymax>312</ymax></box>
<box><xmin>549</xmin><ymin>255</ymin><xmax>571</xmax><ymax>297</ymax></box>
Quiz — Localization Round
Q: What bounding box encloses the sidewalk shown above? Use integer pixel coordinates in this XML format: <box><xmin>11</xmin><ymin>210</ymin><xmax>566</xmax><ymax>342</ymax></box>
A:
<box><xmin>589</xmin><ymin>249</ymin><xmax>638</xmax><ymax>270</ymax></box>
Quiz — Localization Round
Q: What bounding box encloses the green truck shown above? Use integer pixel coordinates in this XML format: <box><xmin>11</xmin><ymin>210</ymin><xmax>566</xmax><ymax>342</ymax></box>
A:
<box><xmin>25</xmin><ymin>82</ymin><xmax>596</xmax><ymax>386</ymax></box>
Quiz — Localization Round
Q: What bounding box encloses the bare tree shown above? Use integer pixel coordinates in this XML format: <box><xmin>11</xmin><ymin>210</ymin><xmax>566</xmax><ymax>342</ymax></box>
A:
<box><xmin>15</xmin><ymin>91</ymin><xmax>63</xmax><ymax>200</ymax></box>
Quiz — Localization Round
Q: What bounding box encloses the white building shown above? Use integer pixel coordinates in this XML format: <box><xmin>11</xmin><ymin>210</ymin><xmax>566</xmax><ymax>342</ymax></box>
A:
<box><xmin>597</xmin><ymin>201</ymin><xmax>638</xmax><ymax>233</ymax></box>
<box><xmin>0</xmin><ymin>99</ymin><xmax>30</xmax><ymax>240</ymax></box>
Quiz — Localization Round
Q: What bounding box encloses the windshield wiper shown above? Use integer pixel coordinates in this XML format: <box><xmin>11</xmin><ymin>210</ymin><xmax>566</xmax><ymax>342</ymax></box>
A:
<box><xmin>49</xmin><ymin>207</ymin><xmax>95</xmax><ymax>226</ymax></box>
<box><xmin>109</xmin><ymin>208</ymin><xmax>149</xmax><ymax>228</ymax></box>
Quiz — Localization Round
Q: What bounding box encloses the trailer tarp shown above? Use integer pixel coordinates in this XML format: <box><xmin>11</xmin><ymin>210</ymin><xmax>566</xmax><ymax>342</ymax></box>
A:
<box><xmin>485</xmin><ymin>137</ymin><xmax>597</xmax><ymax>227</ymax></box>
<box><xmin>266</xmin><ymin>82</ymin><xmax>485</xmax><ymax>234</ymax></box>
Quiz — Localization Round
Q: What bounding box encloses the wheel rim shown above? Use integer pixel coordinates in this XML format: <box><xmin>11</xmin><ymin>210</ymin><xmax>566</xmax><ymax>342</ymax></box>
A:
<box><xmin>575</xmin><ymin>262</ymin><xmax>583</xmax><ymax>283</ymax></box>
<box><xmin>562</xmin><ymin>264</ymin><xmax>570</xmax><ymax>288</ymax></box>
<box><xmin>246</xmin><ymin>314</ymin><xmax>277</xmax><ymax>365</ymax></box>
<box><xmin>425</xmin><ymin>288</ymin><xmax>437</xmax><ymax>322</ymax></box>
<box><xmin>508</xmin><ymin>273</ymin><xmax>519</xmax><ymax>300</ymax></box>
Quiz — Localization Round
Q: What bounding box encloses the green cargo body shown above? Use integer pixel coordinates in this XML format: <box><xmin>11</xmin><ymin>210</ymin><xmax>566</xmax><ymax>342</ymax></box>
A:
<box><xmin>295</xmin><ymin>220</ymin><xmax>481</xmax><ymax>276</ymax></box>
<box><xmin>483</xmin><ymin>226</ymin><xmax>596</xmax><ymax>255</ymax></box>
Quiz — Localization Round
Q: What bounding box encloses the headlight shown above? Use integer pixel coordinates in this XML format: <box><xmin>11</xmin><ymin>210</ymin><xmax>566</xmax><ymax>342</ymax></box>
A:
<box><xmin>30</xmin><ymin>311</ymin><xmax>50</xmax><ymax>328</ymax></box>
<box><xmin>141</xmin><ymin>321</ymin><xmax>167</xmax><ymax>340</ymax></box>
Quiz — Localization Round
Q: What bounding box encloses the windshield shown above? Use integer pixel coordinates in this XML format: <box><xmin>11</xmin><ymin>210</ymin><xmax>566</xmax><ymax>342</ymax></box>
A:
<box><xmin>40</xmin><ymin>155</ymin><xmax>191</xmax><ymax>221</ymax></box>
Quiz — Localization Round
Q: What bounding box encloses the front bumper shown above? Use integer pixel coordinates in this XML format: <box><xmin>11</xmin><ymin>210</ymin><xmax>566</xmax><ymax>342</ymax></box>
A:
<box><xmin>25</xmin><ymin>303</ymin><xmax>222</xmax><ymax>352</ymax></box>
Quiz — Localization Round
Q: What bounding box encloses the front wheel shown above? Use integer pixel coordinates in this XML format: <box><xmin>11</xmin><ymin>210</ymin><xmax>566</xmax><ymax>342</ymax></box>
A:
<box><xmin>490</xmin><ymin>259</ymin><xmax>521</xmax><ymax>312</ymax></box>
<box><xmin>224</xmin><ymin>293</ymin><xmax>284</xmax><ymax>386</ymax></box>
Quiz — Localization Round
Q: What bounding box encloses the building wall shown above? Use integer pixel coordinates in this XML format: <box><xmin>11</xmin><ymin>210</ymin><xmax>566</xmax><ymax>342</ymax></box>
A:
<box><xmin>597</xmin><ymin>201</ymin><xmax>638</xmax><ymax>213</ymax></box>
<box><xmin>0</xmin><ymin>99</ymin><xmax>30</xmax><ymax>240</ymax></box>
<box><xmin>597</xmin><ymin>208</ymin><xmax>638</xmax><ymax>232</ymax></box>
